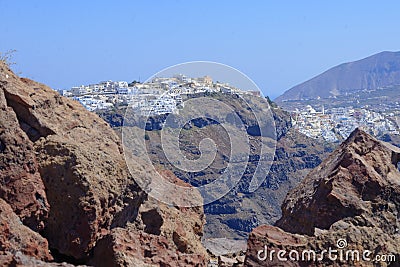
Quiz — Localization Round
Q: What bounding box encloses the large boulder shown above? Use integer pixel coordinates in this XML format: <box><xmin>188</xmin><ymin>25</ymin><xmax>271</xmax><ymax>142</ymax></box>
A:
<box><xmin>91</xmin><ymin>170</ymin><xmax>209</xmax><ymax>267</ymax></box>
<box><xmin>0</xmin><ymin>62</ymin><xmax>143</xmax><ymax>260</ymax></box>
<box><xmin>276</xmin><ymin>128</ymin><xmax>400</xmax><ymax>236</ymax></box>
<box><xmin>246</xmin><ymin>129</ymin><xmax>400</xmax><ymax>266</ymax></box>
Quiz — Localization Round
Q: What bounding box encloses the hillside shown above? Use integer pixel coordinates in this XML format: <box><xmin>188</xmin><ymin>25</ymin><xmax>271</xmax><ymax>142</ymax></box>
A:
<box><xmin>276</xmin><ymin>51</ymin><xmax>400</xmax><ymax>102</ymax></box>
<box><xmin>97</xmin><ymin>97</ymin><xmax>335</xmax><ymax>241</ymax></box>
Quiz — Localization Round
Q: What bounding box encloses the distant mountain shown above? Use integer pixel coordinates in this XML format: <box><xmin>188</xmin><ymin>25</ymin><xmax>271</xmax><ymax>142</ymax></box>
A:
<box><xmin>276</xmin><ymin>51</ymin><xmax>400</xmax><ymax>102</ymax></box>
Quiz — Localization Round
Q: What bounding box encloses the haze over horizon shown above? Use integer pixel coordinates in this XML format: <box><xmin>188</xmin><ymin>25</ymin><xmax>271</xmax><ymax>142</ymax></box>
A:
<box><xmin>1</xmin><ymin>1</ymin><xmax>399</xmax><ymax>99</ymax></box>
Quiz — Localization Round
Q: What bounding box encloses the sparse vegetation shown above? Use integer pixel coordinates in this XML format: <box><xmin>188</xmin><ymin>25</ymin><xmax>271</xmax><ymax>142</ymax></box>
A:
<box><xmin>0</xmin><ymin>49</ymin><xmax>17</xmax><ymax>67</ymax></box>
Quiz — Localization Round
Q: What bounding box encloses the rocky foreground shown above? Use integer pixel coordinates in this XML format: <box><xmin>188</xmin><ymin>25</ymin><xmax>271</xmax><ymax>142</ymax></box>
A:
<box><xmin>0</xmin><ymin>61</ymin><xmax>208</xmax><ymax>266</ymax></box>
<box><xmin>245</xmin><ymin>129</ymin><xmax>400</xmax><ymax>266</ymax></box>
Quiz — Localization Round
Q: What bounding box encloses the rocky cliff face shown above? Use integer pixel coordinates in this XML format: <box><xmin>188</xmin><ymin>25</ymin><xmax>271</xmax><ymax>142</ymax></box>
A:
<box><xmin>245</xmin><ymin>129</ymin><xmax>400</xmax><ymax>266</ymax></box>
<box><xmin>98</xmin><ymin>99</ymin><xmax>334</xmax><ymax>240</ymax></box>
<box><xmin>0</xmin><ymin>61</ymin><xmax>208</xmax><ymax>266</ymax></box>
<box><xmin>92</xmin><ymin>194</ymin><xmax>207</xmax><ymax>267</ymax></box>
<box><xmin>203</xmin><ymin>126</ymin><xmax>333</xmax><ymax>240</ymax></box>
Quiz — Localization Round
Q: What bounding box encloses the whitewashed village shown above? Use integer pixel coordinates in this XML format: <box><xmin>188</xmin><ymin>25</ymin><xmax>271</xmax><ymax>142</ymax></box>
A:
<box><xmin>60</xmin><ymin>74</ymin><xmax>260</xmax><ymax>115</ymax></box>
<box><xmin>60</xmin><ymin>75</ymin><xmax>399</xmax><ymax>143</ymax></box>
<box><xmin>292</xmin><ymin>105</ymin><xmax>399</xmax><ymax>142</ymax></box>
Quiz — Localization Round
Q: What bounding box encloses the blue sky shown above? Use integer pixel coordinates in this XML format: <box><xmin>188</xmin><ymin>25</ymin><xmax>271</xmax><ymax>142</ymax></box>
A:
<box><xmin>1</xmin><ymin>1</ymin><xmax>399</xmax><ymax>99</ymax></box>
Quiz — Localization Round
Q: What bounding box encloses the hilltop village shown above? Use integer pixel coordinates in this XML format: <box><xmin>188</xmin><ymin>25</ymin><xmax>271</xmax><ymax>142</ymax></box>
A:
<box><xmin>60</xmin><ymin>74</ymin><xmax>260</xmax><ymax>115</ymax></box>
<box><xmin>60</xmin><ymin>75</ymin><xmax>400</xmax><ymax>143</ymax></box>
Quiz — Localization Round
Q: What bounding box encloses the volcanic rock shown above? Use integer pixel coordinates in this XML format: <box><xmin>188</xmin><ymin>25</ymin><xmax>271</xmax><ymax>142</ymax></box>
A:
<box><xmin>0</xmin><ymin>198</ymin><xmax>52</xmax><ymax>261</ymax></box>
<box><xmin>276</xmin><ymin>128</ymin><xmax>400</xmax><ymax>236</ymax></box>
<box><xmin>245</xmin><ymin>129</ymin><xmax>400</xmax><ymax>266</ymax></box>
<box><xmin>0</xmin><ymin>77</ymin><xmax>49</xmax><ymax>232</ymax></box>
<box><xmin>91</xmin><ymin>170</ymin><xmax>209</xmax><ymax>267</ymax></box>
<box><xmin>0</xmin><ymin>61</ymin><xmax>144</xmax><ymax>260</ymax></box>
<box><xmin>0</xmin><ymin>60</ymin><xmax>208</xmax><ymax>266</ymax></box>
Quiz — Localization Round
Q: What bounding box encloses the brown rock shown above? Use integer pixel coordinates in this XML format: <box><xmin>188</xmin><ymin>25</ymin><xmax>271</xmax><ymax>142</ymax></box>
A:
<box><xmin>138</xmin><ymin>170</ymin><xmax>207</xmax><ymax>254</ymax></box>
<box><xmin>0</xmin><ymin>198</ymin><xmax>52</xmax><ymax>261</ymax></box>
<box><xmin>0</xmin><ymin>72</ymin><xmax>49</xmax><ymax>232</ymax></box>
<box><xmin>138</xmin><ymin>197</ymin><xmax>206</xmax><ymax>256</ymax></box>
<box><xmin>91</xmin><ymin>171</ymin><xmax>209</xmax><ymax>267</ymax></box>
<box><xmin>0</xmin><ymin>60</ymin><xmax>144</xmax><ymax>261</ymax></box>
<box><xmin>92</xmin><ymin>227</ymin><xmax>207</xmax><ymax>267</ymax></box>
<box><xmin>35</xmin><ymin>134</ymin><xmax>140</xmax><ymax>259</ymax></box>
<box><xmin>246</xmin><ymin>129</ymin><xmax>400</xmax><ymax>266</ymax></box>
<box><xmin>0</xmin><ymin>61</ymin><xmax>209</xmax><ymax>265</ymax></box>
<box><xmin>0</xmin><ymin>61</ymin><xmax>144</xmax><ymax>260</ymax></box>
<box><xmin>276</xmin><ymin>128</ymin><xmax>400</xmax><ymax>236</ymax></box>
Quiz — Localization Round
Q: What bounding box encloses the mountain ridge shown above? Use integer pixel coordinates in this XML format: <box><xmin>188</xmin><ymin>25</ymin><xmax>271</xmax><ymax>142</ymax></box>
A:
<box><xmin>276</xmin><ymin>51</ymin><xmax>400</xmax><ymax>102</ymax></box>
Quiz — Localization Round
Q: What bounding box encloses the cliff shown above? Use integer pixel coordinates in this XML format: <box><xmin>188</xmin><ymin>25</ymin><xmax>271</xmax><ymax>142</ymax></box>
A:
<box><xmin>0</xmin><ymin>61</ymin><xmax>208</xmax><ymax>266</ymax></box>
<box><xmin>245</xmin><ymin>129</ymin><xmax>400</xmax><ymax>266</ymax></box>
<box><xmin>97</xmin><ymin>99</ymin><xmax>333</xmax><ymax>241</ymax></box>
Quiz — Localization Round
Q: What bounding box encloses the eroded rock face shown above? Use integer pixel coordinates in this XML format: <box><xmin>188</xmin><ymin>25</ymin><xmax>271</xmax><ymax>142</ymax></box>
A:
<box><xmin>91</xmin><ymin>170</ymin><xmax>209</xmax><ymax>267</ymax></box>
<box><xmin>0</xmin><ymin>61</ymin><xmax>139</xmax><ymax>261</ymax></box>
<box><xmin>276</xmin><ymin>128</ymin><xmax>400</xmax><ymax>236</ymax></box>
<box><xmin>92</xmin><ymin>226</ymin><xmax>207</xmax><ymax>267</ymax></box>
<box><xmin>0</xmin><ymin>63</ymin><xmax>142</xmax><ymax>260</ymax></box>
<box><xmin>0</xmin><ymin>198</ymin><xmax>52</xmax><ymax>261</ymax></box>
<box><xmin>0</xmin><ymin>81</ymin><xmax>49</xmax><ymax>232</ymax></box>
<box><xmin>246</xmin><ymin>129</ymin><xmax>400</xmax><ymax>266</ymax></box>
<box><xmin>0</xmin><ymin>61</ymin><xmax>208</xmax><ymax>266</ymax></box>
